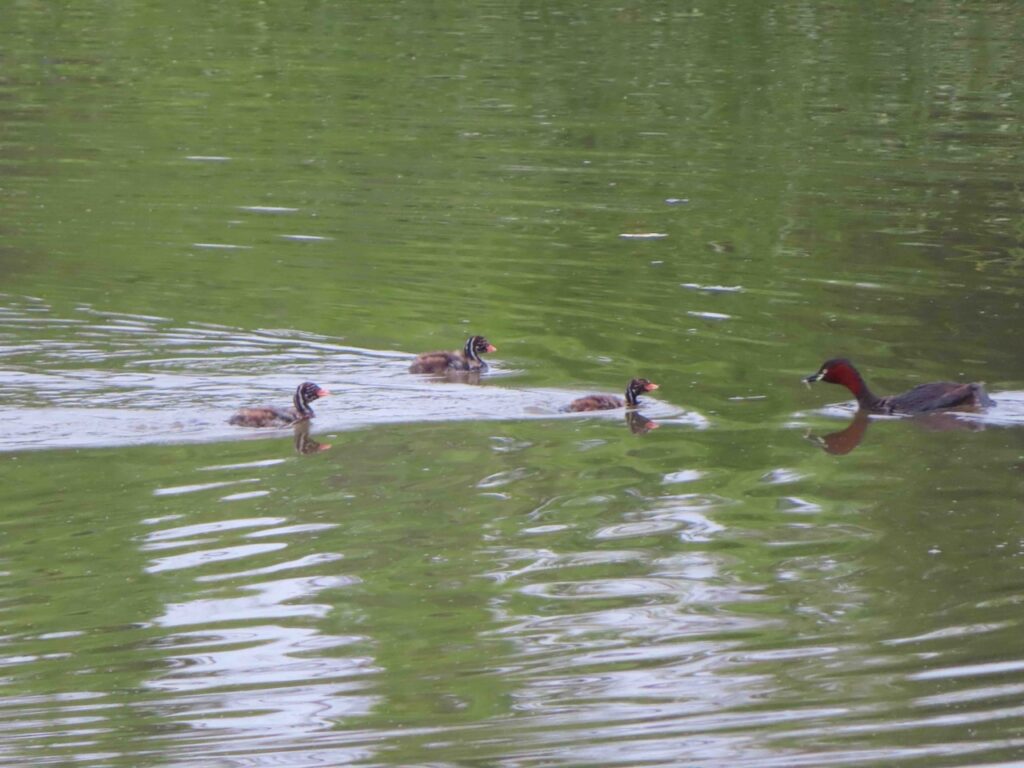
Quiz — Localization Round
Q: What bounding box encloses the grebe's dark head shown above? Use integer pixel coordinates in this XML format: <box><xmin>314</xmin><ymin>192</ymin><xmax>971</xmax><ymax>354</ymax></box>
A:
<box><xmin>294</xmin><ymin>381</ymin><xmax>331</xmax><ymax>415</ymax></box>
<box><xmin>465</xmin><ymin>335</ymin><xmax>497</xmax><ymax>360</ymax></box>
<box><xmin>804</xmin><ymin>359</ymin><xmax>864</xmax><ymax>392</ymax></box>
<box><xmin>625</xmin><ymin>377</ymin><xmax>659</xmax><ymax>405</ymax></box>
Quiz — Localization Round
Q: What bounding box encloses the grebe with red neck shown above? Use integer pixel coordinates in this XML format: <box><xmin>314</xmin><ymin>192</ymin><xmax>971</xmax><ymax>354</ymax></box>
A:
<box><xmin>804</xmin><ymin>358</ymin><xmax>993</xmax><ymax>414</ymax></box>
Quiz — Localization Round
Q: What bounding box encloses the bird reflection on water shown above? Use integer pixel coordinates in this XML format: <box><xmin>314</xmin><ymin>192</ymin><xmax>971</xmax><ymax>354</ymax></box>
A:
<box><xmin>293</xmin><ymin>421</ymin><xmax>331</xmax><ymax>455</ymax></box>
<box><xmin>804</xmin><ymin>409</ymin><xmax>987</xmax><ymax>455</ymax></box>
<box><xmin>625</xmin><ymin>411</ymin><xmax>659</xmax><ymax>435</ymax></box>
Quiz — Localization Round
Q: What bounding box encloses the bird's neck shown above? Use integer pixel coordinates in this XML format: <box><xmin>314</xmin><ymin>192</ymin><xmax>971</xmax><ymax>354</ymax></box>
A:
<box><xmin>294</xmin><ymin>388</ymin><xmax>314</xmax><ymax>417</ymax></box>
<box><xmin>838</xmin><ymin>369</ymin><xmax>881</xmax><ymax>410</ymax></box>
<box><xmin>625</xmin><ymin>385</ymin><xmax>640</xmax><ymax>406</ymax></box>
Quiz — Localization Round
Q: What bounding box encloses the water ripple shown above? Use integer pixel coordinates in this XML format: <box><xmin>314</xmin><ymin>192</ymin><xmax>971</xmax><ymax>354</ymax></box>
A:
<box><xmin>146</xmin><ymin>543</ymin><xmax>288</xmax><ymax>573</ymax></box>
<box><xmin>155</xmin><ymin>576</ymin><xmax>353</xmax><ymax>625</ymax></box>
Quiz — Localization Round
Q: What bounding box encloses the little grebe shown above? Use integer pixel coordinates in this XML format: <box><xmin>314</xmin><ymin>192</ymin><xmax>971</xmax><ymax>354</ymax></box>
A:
<box><xmin>409</xmin><ymin>335</ymin><xmax>497</xmax><ymax>374</ymax></box>
<box><xmin>568</xmin><ymin>378</ymin><xmax>659</xmax><ymax>412</ymax></box>
<box><xmin>229</xmin><ymin>382</ymin><xmax>330</xmax><ymax>428</ymax></box>
<box><xmin>804</xmin><ymin>358</ymin><xmax>993</xmax><ymax>414</ymax></box>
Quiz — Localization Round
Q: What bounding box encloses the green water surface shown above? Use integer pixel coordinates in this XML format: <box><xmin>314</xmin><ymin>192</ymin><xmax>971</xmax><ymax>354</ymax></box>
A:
<box><xmin>1</xmin><ymin>2</ymin><xmax>1023</xmax><ymax>766</ymax></box>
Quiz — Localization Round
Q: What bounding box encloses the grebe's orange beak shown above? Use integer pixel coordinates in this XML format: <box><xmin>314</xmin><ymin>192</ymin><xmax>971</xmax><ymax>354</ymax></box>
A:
<box><xmin>486</xmin><ymin>344</ymin><xmax>497</xmax><ymax>353</ymax></box>
<box><xmin>317</xmin><ymin>388</ymin><xmax>332</xmax><ymax>397</ymax></box>
<box><xmin>645</xmin><ymin>382</ymin><xmax>659</xmax><ymax>391</ymax></box>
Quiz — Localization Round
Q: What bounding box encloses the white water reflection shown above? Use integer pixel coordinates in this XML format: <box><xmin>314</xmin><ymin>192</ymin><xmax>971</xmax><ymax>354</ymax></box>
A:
<box><xmin>139</xmin><ymin>505</ymin><xmax>378</xmax><ymax>763</ymax></box>
<box><xmin>145</xmin><ymin>624</ymin><xmax>379</xmax><ymax>764</ymax></box>
<box><xmin>486</xmin><ymin>553</ymin><xmax>784</xmax><ymax>766</ymax></box>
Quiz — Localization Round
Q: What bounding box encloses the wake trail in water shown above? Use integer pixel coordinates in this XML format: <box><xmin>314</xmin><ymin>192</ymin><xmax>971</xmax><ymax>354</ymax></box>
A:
<box><xmin>0</xmin><ymin>297</ymin><xmax>706</xmax><ymax>451</ymax></box>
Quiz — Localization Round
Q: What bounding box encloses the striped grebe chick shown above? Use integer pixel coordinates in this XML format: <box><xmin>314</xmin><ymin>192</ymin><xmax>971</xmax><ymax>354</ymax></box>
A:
<box><xmin>409</xmin><ymin>335</ymin><xmax>497</xmax><ymax>374</ymax></box>
<box><xmin>229</xmin><ymin>382</ymin><xmax>330</xmax><ymax>428</ymax></box>
<box><xmin>567</xmin><ymin>378</ymin><xmax>659</xmax><ymax>412</ymax></box>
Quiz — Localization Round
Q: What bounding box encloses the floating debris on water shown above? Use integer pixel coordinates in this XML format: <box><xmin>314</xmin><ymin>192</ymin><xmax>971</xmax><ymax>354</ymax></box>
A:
<box><xmin>686</xmin><ymin>311</ymin><xmax>732</xmax><ymax>320</ymax></box>
<box><xmin>680</xmin><ymin>283</ymin><xmax>743</xmax><ymax>293</ymax></box>
<box><xmin>661</xmin><ymin>469</ymin><xmax>704</xmax><ymax>484</ymax></box>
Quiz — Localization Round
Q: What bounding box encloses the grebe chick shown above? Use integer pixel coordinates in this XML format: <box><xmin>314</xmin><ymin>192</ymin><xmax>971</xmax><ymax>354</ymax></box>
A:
<box><xmin>567</xmin><ymin>378</ymin><xmax>659</xmax><ymax>412</ymax></box>
<box><xmin>409</xmin><ymin>335</ymin><xmax>497</xmax><ymax>374</ymax></box>
<box><xmin>229</xmin><ymin>382</ymin><xmax>330</xmax><ymax>428</ymax></box>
